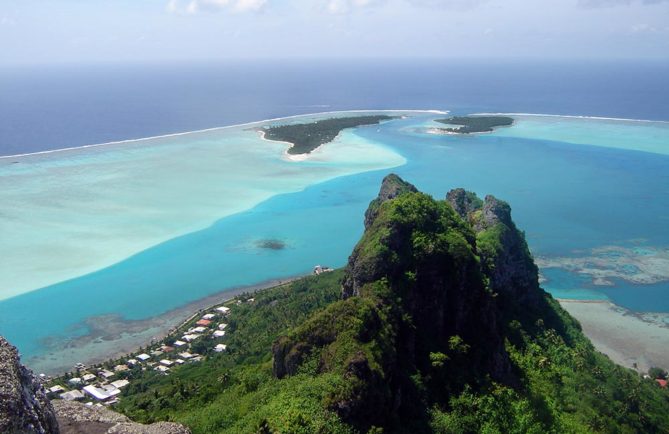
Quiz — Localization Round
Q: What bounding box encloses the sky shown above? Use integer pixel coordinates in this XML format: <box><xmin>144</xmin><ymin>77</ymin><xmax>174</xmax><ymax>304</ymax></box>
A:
<box><xmin>1</xmin><ymin>0</ymin><xmax>668</xmax><ymax>65</ymax></box>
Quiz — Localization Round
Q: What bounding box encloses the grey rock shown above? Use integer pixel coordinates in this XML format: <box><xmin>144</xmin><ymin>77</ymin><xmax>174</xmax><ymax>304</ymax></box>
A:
<box><xmin>0</xmin><ymin>336</ymin><xmax>59</xmax><ymax>434</ymax></box>
<box><xmin>53</xmin><ymin>401</ymin><xmax>191</xmax><ymax>434</ymax></box>
<box><xmin>446</xmin><ymin>188</ymin><xmax>482</xmax><ymax>219</ymax></box>
<box><xmin>363</xmin><ymin>173</ymin><xmax>417</xmax><ymax>230</ymax></box>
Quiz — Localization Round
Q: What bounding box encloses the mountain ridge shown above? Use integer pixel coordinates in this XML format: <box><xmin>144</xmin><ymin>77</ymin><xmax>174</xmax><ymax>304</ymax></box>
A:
<box><xmin>102</xmin><ymin>174</ymin><xmax>669</xmax><ymax>432</ymax></box>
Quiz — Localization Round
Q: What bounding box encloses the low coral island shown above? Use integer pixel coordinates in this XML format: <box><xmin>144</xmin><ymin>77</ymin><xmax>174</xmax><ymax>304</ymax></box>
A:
<box><xmin>435</xmin><ymin>115</ymin><xmax>513</xmax><ymax>134</ymax></box>
<box><xmin>261</xmin><ymin>115</ymin><xmax>395</xmax><ymax>155</ymax></box>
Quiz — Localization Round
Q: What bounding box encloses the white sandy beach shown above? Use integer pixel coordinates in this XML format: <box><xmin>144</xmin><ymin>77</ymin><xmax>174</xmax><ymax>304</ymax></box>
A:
<box><xmin>560</xmin><ymin>299</ymin><xmax>669</xmax><ymax>372</ymax></box>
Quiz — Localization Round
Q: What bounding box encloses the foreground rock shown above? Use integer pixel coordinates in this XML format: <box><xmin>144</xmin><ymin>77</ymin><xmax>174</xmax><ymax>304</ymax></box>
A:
<box><xmin>0</xmin><ymin>336</ymin><xmax>59</xmax><ymax>434</ymax></box>
<box><xmin>0</xmin><ymin>335</ymin><xmax>190</xmax><ymax>434</ymax></box>
<box><xmin>53</xmin><ymin>401</ymin><xmax>190</xmax><ymax>434</ymax></box>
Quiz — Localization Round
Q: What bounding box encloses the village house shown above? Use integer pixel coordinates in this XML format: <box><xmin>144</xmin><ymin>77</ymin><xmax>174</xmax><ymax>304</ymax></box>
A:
<box><xmin>60</xmin><ymin>390</ymin><xmax>85</xmax><ymax>401</ymax></box>
<box><xmin>136</xmin><ymin>353</ymin><xmax>151</xmax><ymax>362</ymax></box>
<box><xmin>47</xmin><ymin>385</ymin><xmax>66</xmax><ymax>396</ymax></box>
<box><xmin>98</xmin><ymin>370</ymin><xmax>114</xmax><ymax>380</ymax></box>
<box><xmin>82</xmin><ymin>384</ymin><xmax>121</xmax><ymax>402</ymax></box>
<box><xmin>110</xmin><ymin>379</ymin><xmax>130</xmax><ymax>389</ymax></box>
<box><xmin>114</xmin><ymin>364</ymin><xmax>129</xmax><ymax>373</ymax></box>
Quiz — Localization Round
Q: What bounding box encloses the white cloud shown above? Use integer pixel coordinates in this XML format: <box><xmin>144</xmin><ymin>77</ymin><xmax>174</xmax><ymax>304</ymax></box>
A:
<box><xmin>323</xmin><ymin>0</ymin><xmax>490</xmax><ymax>14</ymax></box>
<box><xmin>630</xmin><ymin>24</ymin><xmax>657</xmax><ymax>33</ymax></box>
<box><xmin>325</xmin><ymin>0</ymin><xmax>386</xmax><ymax>14</ymax></box>
<box><xmin>167</xmin><ymin>0</ymin><xmax>267</xmax><ymax>14</ymax></box>
<box><xmin>407</xmin><ymin>0</ymin><xmax>489</xmax><ymax>9</ymax></box>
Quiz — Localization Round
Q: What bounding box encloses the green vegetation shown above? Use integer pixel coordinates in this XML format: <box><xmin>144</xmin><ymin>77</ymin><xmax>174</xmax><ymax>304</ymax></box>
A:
<box><xmin>116</xmin><ymin>271</ymin><xmax>346</xmax><ymax>432</ymax></box>
<box><xmin>262</xmin><ymin>115</ymin><xmax>395</xmax><ymax>154</ymax></box>
<box><xmin>649</xmin><ymin>367</ymin><xmax>668</xmax><ymax>380</ymax></box>
<box><xmin>435</xmin><ymin>116</ymin><xmax>514</xmax><ymax>134</ymax></box>
<box><xmin>117</xmin><ymin>176</ymin><xmax>669</xmax><ymax>433</ymax></box>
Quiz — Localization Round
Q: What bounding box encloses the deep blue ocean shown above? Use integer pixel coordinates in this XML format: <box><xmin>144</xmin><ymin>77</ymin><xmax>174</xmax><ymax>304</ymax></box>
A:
<box><xmin>1</xmin><ymin>59</ymin><xmax>669</xmax><ymax>373</ymax></box>
<box><xmin>2</xmin><ymin>59</ymin><xmax>668</xmax><ymax>155</ymax></box>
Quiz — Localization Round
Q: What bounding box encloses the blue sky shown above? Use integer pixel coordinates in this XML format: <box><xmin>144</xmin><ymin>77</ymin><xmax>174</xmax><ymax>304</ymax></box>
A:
<box><xmin>1</xmin><ymin>0</ymin><xmax>668</xmax><ymax>65</ymax></box>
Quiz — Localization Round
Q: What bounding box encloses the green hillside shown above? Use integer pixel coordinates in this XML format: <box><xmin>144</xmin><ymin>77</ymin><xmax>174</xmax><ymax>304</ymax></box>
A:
<box><xmin>116</xmin><ymin>175</ymin><xmax>669</xmax><ymax>433</ymax></box>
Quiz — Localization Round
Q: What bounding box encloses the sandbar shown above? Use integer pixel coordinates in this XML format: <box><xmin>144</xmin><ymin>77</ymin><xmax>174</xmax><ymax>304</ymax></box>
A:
<box><xmin>559</xmin><ymin>299</ymin><xmax>669</xmax><ymax>372</ymax></box>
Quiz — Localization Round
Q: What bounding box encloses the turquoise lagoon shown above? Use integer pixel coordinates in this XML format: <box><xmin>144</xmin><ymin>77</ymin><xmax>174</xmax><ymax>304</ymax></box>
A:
<box><xmin>1</xmin><ymin>111</ymin><xmax>668</xmax><ymax>373</ymax></box>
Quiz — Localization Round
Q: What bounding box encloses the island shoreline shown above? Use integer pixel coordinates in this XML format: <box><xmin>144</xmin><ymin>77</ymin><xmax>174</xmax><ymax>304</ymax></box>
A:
<box><xmin>29</xmin><ymin>274</ymin><xmax>307</xmax><ymax>376</ymax></box>
<box><xmin>0</xmin><ymin>109</ymin><xmax>448</xmax><ymax>161</ymax></box>
<box><xmin>559</xmin><ymin>298</ymin><xmax>669</xmax><ymax>372</ymax></box>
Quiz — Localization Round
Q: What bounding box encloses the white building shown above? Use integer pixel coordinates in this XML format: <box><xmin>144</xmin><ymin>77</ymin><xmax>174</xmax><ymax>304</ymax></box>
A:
<box><xmin>215</xmin><ymin>306</ymin><xmax>230</xmax><ymax>315</ymax></box>
<box><xmin>191</xmin><ymin>326</ymin><xmax>207</xmax><ymax>333</ymax></box>
<box><xmin>60</xmin><ymin>390</ymin><xmax>85</xmax><ymax>401</ymax></box>
<box><xmin>155</xmin><ymin>365</ymin><xmax>170</xmax><ymax>373</ymax></box>
<box><xmin>213</xmin><ymin>330</ymin><xmax>226</xmax><ymax>338</ymax></box>
<box><xmin>182</xmin><ymin>334</ymin><xmax>201</xmax><ymax>342</ymax></box>
<box><xmin>218</xmin><ymin>323</ymin><xmax>228</xmax><ymax>330</ymax></box>
<box><xmin>48</xmin><ymin>385</ymin><xmax>66</xmax><ymax>395</ymax></box>
<box><xmin>214</xmin><ymin>344</ymin><xmax>227</xmax><ymax>353</ymax></box>
<box><xmin>137</xmin><ymin>353</ymin><xmax>151</xmax><ymax>361</ymax></box>
<box><xmin>202</xmin><ymin>313</ymin><xmax>216</xmax><ymax>320</ymax></box>
<box><xmin>68</xmin><ymin>377</ymin><xmax>82</xmax><ymax>386</ymax></box>
<box><xmin>82</xmin><ymin>373</ymin><xmax>96</xmax><ymax>382</ymax></box>
<box><xmin>83</xmin><ymin>385</ymin><xmax>121</xmax><ymax>401</ymax></box>
<box><xmin>110</xmin><ymin>379</ymin><xmax>130</xmax><ymax>389</ymax></box>
<box><xmin>160</xmin><ymin>359</ymin><xmax>174</xmax><ymax>367</ymax></box>
<box><xmin>173</xmin><ymin>340</ymin><xmax>187</xmax><ymax>347</ymax></box>
<box><xmin>178</xmin><ymin>351</ymin><xmax>194</xmax><ymax>359</ymax></box>
<box><xmin>98</xmin><ymin>370</ymin><xmax>114</xmax><ymax>379</ymax></box>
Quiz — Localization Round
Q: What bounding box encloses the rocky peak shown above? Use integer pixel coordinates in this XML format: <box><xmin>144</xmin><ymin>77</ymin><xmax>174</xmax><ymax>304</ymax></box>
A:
<box><xmin>275</xmin><ymin>176</ymin><xmax>519</xmax><ymax>429</ymax></box>
<box><xmin>446</xmin><ymin>187</ymin><xmax>482</xmax><ymax>219</ymax></box>
<box><xmin>457</xmin><ymin>192</ymin><xmax>542</xmax><ymax>307</ymax></box>
<box><xmin>0</xmin><ymin>336</ymin><xmax>59</xmax><ymax>434</ymax></box>
<box><xmin>477</xmin><ymin>195</ymin><xmax>513</xmax><ymax>232</ymax></box>
<box><xmin>363</xmin><ymin>173</ymin><xmax>417</xmax><ymax>229</ymax></box>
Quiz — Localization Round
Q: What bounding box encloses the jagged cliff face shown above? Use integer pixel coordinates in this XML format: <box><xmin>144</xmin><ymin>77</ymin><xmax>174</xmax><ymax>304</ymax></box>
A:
<box><xmin>272</xmin><ymin>174</ymin><xmax>540</xmax><ymax>431</ymax></box>
<box><xmin>446</xmin><ymin>188</ymin><xmax>541</xmax><ymax>308</ymax></box>
<box><xmin>0</xmin><ymin>337</ymin><xmax>59</xmax><ymax>434</ymax></box>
